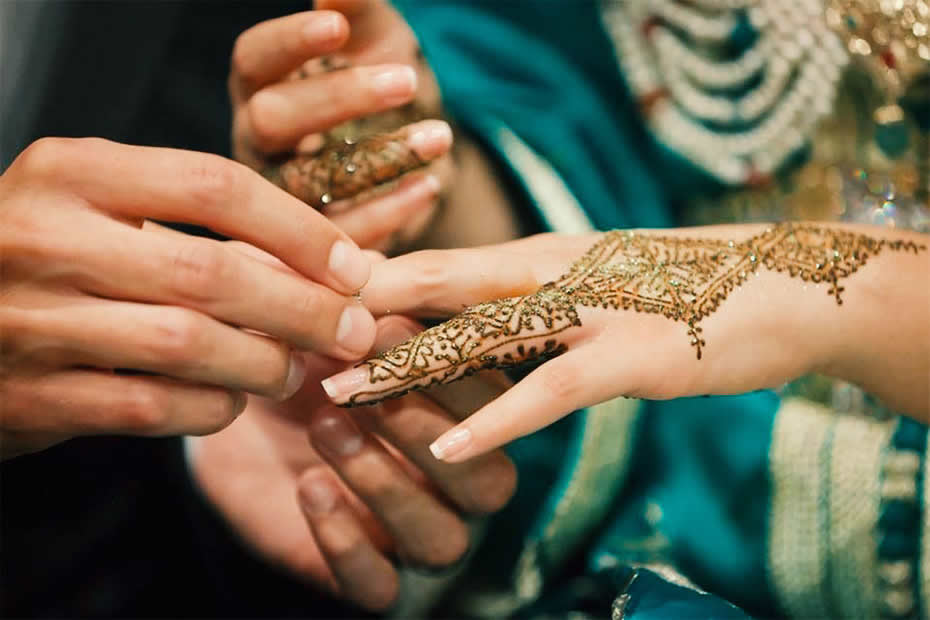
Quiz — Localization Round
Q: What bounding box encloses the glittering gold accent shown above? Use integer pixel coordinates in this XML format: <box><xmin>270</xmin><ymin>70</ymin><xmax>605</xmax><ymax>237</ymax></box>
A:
<box><xmin>264</xmin><ymin>130</ymin><xmax>425</xmax><ymax>209</ymax></box>
<box><xmin>826</xmin><ymin>0</ymin><xmax>930</xmax><ymax>100</ymax></box>
<box><xmin>342</xmin><ymin>223</ymin><xmax>925</xmax><ymax>407</ymax></box>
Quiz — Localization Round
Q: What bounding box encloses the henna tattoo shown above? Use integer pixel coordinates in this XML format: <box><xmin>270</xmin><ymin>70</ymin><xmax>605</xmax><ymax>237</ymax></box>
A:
<box><xmin>264</xmin><ymin>129</ymin><xmax>425</xmax><ymax>209</ymax></box>
<box><xmin>324</xmin><ymin>103</ymin><xmax>430</xmax><ymax>144</ymax></box>
<box><xmin>341</xmin><ymin>224</ymin><xmax>926</xmax><ymax>406</ymax></box>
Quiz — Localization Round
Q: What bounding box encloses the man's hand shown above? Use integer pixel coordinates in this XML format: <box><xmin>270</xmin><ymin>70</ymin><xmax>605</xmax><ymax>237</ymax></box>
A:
<box><xmin>229</xmin><ymin>0</ymin><xmax>452</xmax><ymax>251</ymax></box>
<box><xmin>190</xmin><ymin>317</ymin><xmax>517</xmax><ymax>612</ymax></box>
<box><xmin>0</xmin><ymin>138</ymin><xmax>377</xmax><ymax>458</ymax></box>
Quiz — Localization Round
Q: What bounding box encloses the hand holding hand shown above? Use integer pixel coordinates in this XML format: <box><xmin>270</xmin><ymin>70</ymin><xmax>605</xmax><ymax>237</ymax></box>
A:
<box><xmin>0</xmin><ymin>138</ymin><xmax>376</xmax><ymax>458</ymax></box>
<box><xmin>230</xmin><ymin>0</ymin><xmax>451</xmax><ymax>250</ymax></box>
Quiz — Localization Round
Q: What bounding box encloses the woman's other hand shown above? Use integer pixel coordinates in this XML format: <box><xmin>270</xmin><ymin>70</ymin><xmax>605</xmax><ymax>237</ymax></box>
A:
<box><xmin>229</xmin><ymin>0</ymin><xmax>452</xmax><ymax>252</ymax></box>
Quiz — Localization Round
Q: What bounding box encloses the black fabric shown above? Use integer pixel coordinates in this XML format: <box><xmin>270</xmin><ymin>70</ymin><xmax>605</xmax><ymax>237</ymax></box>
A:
<box><xmin>1</xmin><ymin>2</ymin><xmax>367</xmax><ymax>617</ymax></box>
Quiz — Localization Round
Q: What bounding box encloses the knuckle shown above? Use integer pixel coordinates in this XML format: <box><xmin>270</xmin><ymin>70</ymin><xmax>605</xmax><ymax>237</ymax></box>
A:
<box><xmin>14</xmin><ymin>138</ymin><xmax>72</xmax><ymax>177</ymax></box>
<box><xmin>295</xmin><ymin>286</ymin><xmax>323</xmax><ymax>320</ymax></box>
<box><xmin>246</xmin><ymin>93</ymin><xmax>285</xmax><ymax>149</ymax></box>
<box><xmin>169</xmin><ymin>241</ymin><xmax>229</xmax><ymax>301</ymax></box>
<box><xmin>408</xmin><ymin>251</ymin><xmax>449</xmax><ymax>298</ymax></box>
<box><xmin>119</xmin><ymin>384</ymin><xmax>170</xmax><ymax>432</ymax></box>
<box><xmin>538</xmin><ymin>361</ymin><xmax>580</xmax><ymax>401</ymax></box>
<box><xmin>184</xmin><ymin>154</ymin><xmax>244</xmax><ymax>208</ymax></box>
<box><xmin>353</xmin><ymin>452</ymin><xmax>397</xmax><ymax>498</ymax></box>
<box><xmin>148</xmin><ymin>310</ymin><xmax>205</xmax><ymax>365</ymax></box>
<box><xmin>230</xmin><ymin>36</ymin><xmax>258</xmax><ymax>85</ymax></box>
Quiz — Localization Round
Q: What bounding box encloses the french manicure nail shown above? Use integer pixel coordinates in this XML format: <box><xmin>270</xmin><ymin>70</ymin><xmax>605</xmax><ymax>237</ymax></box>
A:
<box><xmin>321</xmin><ymin>367</ymin><xmax>370</xmax><ymax>402</ymax></box>
<box><xmin>429</xmin><ymin>427</ymin><xmax>472</xmax><ymax>461</ymax></box>
<box><xmin>328</xmin><ymin>240</ymin><xmax>370</xmax><ymax>291</ymax></box>
<box><xmin>282</xmin><ymin>353</ymin><xmax>307</xmax><ymax>400</ymax></box>
<box><xmin>303</xmin><ymin>13</ymin><xmax>341</xmax><ymax>42</ymax></box>
<box><xmin>311</xmin><ymin>411</ymin><xmax>364</xmax><ymax>457</ymax></box>
<box><xmin>407</xmin><ymin>121</ymin><xmax>452</xmax><ymax>159</ymax></box>
<box><xmin>336</xmin><ymin>304</ymin><xmax>376</xmax><ymax>355</ymax></box>
<box><xmin>370</xmin><ymin>66</ymin><xmax>417</xmax><ymax>105</ymax></box>
<box><xmin>300</xmin><ymin>478</ymin><xmax>337</xmax><ymax>515</ymax></box>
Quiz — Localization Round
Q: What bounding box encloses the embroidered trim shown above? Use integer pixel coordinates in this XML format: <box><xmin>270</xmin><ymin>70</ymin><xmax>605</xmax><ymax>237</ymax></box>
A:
<box><xmin>876</xmin><ymin>418</ymin><xmax>927</xmax><ymax>618</ymax></box>
<box><xmin>768</xmin><ymin>397</ymin><xmax>895</xmax><ymax>617</ymax></box>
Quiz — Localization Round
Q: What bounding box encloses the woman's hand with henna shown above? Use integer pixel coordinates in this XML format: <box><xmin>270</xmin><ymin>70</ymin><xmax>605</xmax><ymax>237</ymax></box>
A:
<box><xmin>0</xmin><ymin>138</ymin><xmax>377</xmax><ymax>458</ymax></box>
<box><xmin>230</xmin><ymin>0</ymin><xmax>451</xmax><ymax>251</ymax></box>
<box><xmin>321</xmin><ymin>225</ymin><xmax>929</xmax><ymax>462</ymax></box>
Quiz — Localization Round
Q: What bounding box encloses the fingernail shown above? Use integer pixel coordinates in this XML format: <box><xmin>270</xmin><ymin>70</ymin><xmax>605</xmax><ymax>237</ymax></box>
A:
<box><xmin>321</xmin><ymin>367</ymin><xmax>370</xmax><ymax>402</ymax></box>
<box><xmin>328</xmin><ymin>240</ymin><xmax>370</xmax><ymax>291</ymax></box>
<box><xmin>311</xmin><ymin>411</ymin><xmax>364</xmax><ymax>457</ymax></box>
<box><xmin>282</xmin><ymin>353</ymin><xmax>307</xmax><ymax>400</ymax></box>
<box><xmin>429</xmin><ymin>427</ymin><xmax>472</xmax><ymax>461</ymax></box>
<box><xmin>336</xmin><ymin>304</ymin><xmax>376</xmax><ymax>355</ymax></box>
<box><xmin>303</xmin><ymin>13</ymin><xmax>342</xmax><ymax>43</ymax></box>
<box><xmin>407</xmin><ymin>121</ymin><xmax>452</xmax><ymax>160</ymax></box>
<box><xmin>299</xmin><ymin>477</ymin><xmax>338</xmax><ymax>515</ymax></box>
<box><xmin>370</xmin><ymin>65</ymin><xmax>417</xmax><ymax>105</ymax></box>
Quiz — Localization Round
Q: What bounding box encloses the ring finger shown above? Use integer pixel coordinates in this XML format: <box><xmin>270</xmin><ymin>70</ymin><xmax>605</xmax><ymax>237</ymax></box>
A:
<box><xmin>6</xmin><ymin>297</ymin><xmax>303</xmax><ymax>400</ymax></box>
<box><xmin>66</xmin><ymin>220</ymin><xmax>375</xmax><ymax>359</ymax></box>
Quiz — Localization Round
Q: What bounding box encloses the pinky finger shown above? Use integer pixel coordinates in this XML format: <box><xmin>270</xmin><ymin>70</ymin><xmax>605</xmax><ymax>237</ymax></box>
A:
<box><xmin>428</xmin><ymin>344</ymin><xmax>626</xmax><ymax>463</ymax></box>
<box><xmin>297</xmin><ymin>468</ymin><xmax>399</xmax><ymax>612</ymax></box>
<box><xmin>0</xmin><ymin>370</ymin><xmax>246</xmax><ymax>440</ymax></box>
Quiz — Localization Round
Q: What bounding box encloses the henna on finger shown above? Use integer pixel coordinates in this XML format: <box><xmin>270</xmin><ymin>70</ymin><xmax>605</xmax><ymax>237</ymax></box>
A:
<box><xmin>325</xmin><ymin>223</ymin><xmax>927</xmax><ymax>407</ymax></box>
<box><xmin>265</xmin><ymin>130</ymin><xmax>427</xmax><ymax>209</ymax></box>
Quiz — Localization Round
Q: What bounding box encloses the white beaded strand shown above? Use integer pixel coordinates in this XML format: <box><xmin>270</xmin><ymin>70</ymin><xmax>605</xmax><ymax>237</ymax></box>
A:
<box><xmin>600</xmin><ymin>0</ymin><xmax>850</xmax><ymax>186</ymax></box>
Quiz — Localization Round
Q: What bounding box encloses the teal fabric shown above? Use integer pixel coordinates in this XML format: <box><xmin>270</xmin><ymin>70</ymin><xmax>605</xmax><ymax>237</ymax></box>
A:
<box><xmin>392</xmin><ymin>0</ymin><xmax>785</xmax><ymax>616</ymax></box>
<box><xmin>593</xmin><ymin>394</ymin><xmax>779</xmax><ymax>617</ymax></box>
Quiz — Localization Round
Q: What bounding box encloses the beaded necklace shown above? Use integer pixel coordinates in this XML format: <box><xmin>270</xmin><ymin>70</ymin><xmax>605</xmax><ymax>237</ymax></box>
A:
<box><xmin>601</xmin><ymin>0</ymin><xmax>929</xmax><ymax>192</ymax></box>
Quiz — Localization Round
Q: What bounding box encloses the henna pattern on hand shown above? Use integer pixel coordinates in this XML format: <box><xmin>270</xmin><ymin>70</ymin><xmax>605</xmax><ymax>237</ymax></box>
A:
<box><xmin>340</xmin><ymin>223</ymin><xmax>926</xmax><ymax>407</ymax></box>
<box><xmin>264</xmin><ymin>130</ymin><xmax>425</xmax><ymax>209</ymax></box>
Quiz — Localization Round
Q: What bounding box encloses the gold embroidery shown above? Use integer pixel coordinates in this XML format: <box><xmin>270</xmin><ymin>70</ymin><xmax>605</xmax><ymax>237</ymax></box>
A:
<box><xmin>342</xmin><ymin>223</ymin><xmax>925</xmax><ymax>407</ymax></box>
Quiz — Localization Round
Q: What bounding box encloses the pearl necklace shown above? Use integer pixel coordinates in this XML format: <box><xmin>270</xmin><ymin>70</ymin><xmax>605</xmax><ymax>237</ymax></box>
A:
<box><xmin>601</xmin><ymin>0</ymin><xmax>850</xmax><ymax>186</ymax></box>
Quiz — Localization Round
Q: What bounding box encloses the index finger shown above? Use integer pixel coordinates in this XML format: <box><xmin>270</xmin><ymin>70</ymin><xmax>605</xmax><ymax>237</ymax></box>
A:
<box><xmin>360</xmin><ymin>247</ymin><xmax>541</xmax><ymax>317</ymax></box>
<box><xmin>54</xmin><ymin>138</ymin><xmax>370</xmax><ymax>293</ymax></box>
<box><xmin>358</xmin><ymin>232</ymin><xmax>602</xmax><ymax>316</ymax></box>
<box><xmin>230</xmin><ymin>11</ymin><xmax>349</xmax><ymax>101</ymax></box>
